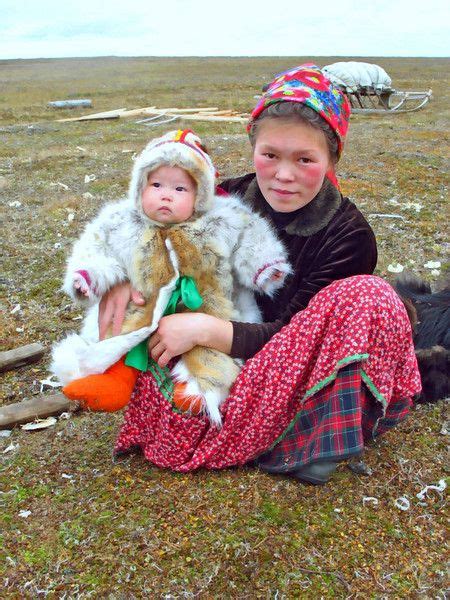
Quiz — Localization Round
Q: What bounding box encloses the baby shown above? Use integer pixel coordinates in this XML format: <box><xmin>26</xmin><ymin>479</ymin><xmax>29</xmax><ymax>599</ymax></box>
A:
<box><xmin>51</xmin><ymin>129</ymin><xmax>291</xmax><ymax>425</ymax></box>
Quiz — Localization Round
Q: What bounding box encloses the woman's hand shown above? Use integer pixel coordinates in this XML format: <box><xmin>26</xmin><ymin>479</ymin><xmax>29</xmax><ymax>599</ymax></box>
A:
<box><xmin>98</xmin><ymin>282</ymin><xmax>145</xmax><ymax>340</ymax></box>
<box><xmin>149</xmin><ymin>313</ymin><xmax>233</xmax><ymax>368</ymax></box>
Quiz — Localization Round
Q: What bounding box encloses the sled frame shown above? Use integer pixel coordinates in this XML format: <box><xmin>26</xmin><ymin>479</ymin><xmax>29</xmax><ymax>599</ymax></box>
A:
<box><xmin>346</xmin><ymin>87</ymin><xmax>432</xmax><ymax>114</ymax></box>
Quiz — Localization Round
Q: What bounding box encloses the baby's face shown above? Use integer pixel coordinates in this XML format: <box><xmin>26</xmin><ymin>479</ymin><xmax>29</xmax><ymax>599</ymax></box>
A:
<box><xmin>142</xmin><ymin>165</ymin><xmax>196</xmax><ymax>224</ymax></box>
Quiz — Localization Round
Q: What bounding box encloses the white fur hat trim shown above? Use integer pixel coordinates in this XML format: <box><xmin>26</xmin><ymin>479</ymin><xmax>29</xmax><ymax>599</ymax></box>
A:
<box><xmin>129</xmin><ymin>130</ymin><xmax>216</xmax><ymax>221</ymax></box>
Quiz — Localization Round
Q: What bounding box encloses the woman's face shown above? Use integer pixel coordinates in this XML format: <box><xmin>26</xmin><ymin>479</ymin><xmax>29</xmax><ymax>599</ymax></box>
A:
<box><xmin>253</xmin><ymin>118</ymin><xmax>332</xmax><ymax>213</ymax></box>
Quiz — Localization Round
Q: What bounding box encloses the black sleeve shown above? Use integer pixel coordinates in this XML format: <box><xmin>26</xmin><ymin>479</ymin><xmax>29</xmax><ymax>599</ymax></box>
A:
<box><xmin>230</xmin><ymin>218</ymin><xmax>377</xmax><ymax>360</ymax></box>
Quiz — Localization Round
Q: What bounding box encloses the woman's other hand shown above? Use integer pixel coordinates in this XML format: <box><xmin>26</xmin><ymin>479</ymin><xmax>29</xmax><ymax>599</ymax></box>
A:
<box><xmin>149</xmin><ymin>313</ymin><xmax>233</xmax><ymax>368</ymax></box>
<box><xmin>98</xmin><ymin>282</ymin><xmax>145</xmax><ymax>340</ymax></box>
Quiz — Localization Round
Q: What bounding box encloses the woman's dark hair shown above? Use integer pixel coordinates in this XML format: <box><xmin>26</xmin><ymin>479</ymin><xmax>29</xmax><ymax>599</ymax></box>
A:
<box><xmin>248</xmin><ymin>102</ymin><xmax>339</xmax><ymax>164</ymax></box>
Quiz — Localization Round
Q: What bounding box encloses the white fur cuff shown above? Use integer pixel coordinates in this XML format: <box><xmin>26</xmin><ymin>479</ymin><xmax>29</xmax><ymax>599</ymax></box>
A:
<box><xmin>254</xmin><ymin>260</ymin><xmax>292</xmax><ymax>296</ymax></box>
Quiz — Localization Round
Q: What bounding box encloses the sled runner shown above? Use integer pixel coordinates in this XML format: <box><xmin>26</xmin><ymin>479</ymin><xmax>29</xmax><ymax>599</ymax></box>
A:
<box><xmin>322</xmin><ymin>62</ymin><xmax>432</xmax><ymax>114</ymax></box>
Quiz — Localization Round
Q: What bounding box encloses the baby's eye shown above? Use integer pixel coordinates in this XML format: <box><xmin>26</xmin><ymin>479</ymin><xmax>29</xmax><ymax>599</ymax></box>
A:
<box><xmin>151</xmin><ymin>182</ymin><xmax>161</xmax><ymax>188</ymax></box>
<box><xmin>175</xmin><ymin>186</ymin><xmax>187</xmax><ymax>192</ymax></box>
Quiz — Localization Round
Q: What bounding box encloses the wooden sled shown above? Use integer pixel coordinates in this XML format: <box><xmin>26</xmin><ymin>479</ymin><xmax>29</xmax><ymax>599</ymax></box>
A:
<box><xmin>344</xmin><ymin>87</ymin><xmax>433</xmax><ymax>114</ymax></box>
<box><xmin>322</xmin><ymin>62</ymin><xmax>432</xmax><ymax>114</ymax></box>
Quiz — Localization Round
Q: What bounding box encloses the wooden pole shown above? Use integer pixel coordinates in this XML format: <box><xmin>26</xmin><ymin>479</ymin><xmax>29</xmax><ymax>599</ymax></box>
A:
<box><xmin>57</xmin><ymin>108</ymin><xmax>127</xmax><ymax>122</ymax></box>
<box><xmin>56</xmin><ymin>106</ymin><xmax>222</xmax><ymax>123</ymax></box>
<box><xmin>165</xmin><ymin>113</ymin><xmax>248</xmax><ymax>123</ymax></box>
<box><xmin>0</xmin><ymin>343</ymin><xmax>45</xmax><ymax>373</ymax></box>
<box><xmin>120</xmin><ymin>107</ymin><xmax>219</xmax><ymax>116</ymax></box>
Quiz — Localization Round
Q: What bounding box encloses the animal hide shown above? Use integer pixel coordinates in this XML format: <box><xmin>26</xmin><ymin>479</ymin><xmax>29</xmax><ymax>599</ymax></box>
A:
<box><xmin>395</xmin><ymin>272</ymin><xmax>450</xmax><ymax>403</ymax></box>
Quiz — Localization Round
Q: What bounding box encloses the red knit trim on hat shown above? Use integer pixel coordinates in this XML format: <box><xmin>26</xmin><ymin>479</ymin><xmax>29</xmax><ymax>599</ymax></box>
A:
<box><xmin>152</xmin><ymin>139</ymin><xmax>210</xmax><ymax>165</ymax></box>
<box><xmin>178</xmin><ymin>129</ymin><xmax>194</xmax><ymax>143</ymax></box>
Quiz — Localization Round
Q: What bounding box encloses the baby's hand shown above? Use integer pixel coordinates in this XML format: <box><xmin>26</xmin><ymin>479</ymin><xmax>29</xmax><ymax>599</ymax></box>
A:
<box><xmin>257</xmin><ymin>262</ymin><xmax>291</xmax><ymax>295</ymax></box>
<box><xmin>270</xmin><ymin>269</ymin><xmax>284</xmax><ymax>282</ymax></box>
<box><xmin>73</xmin><ymin>271</ymin><xmax>93</xmax><ymax>299</ymax></box>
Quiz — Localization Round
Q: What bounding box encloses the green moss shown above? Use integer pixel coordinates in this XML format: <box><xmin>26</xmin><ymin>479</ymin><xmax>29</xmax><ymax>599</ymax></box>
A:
<box><xmin>258</xmin><ymin>498</ymin><xmax>285</xmax><ymax>525</ymax></box>
<box><xmin>22</xmin><ymin>546</ymin><xmax>53</xmax><ymax>567</ymax></box>
<box><xmin>58</xmin><ymin>521</ymin><xmax>86</xmax><ymax>547</ymax></box>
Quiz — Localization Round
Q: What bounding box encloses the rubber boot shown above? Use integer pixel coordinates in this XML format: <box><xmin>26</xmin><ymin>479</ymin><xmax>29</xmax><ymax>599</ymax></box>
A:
<box><xmin>292</xmin><ymin>461</ymin><xmax>339</xmax><ymax>485</ymax></box>
<box><xmin>63</xmin><ymin>357</ymin><xmax>139</xmax><ymax>412</ymax></box>
<box><xmin>172</xmin><ymin>382</ymin><xmax>204</xmax><ymax>415</ymax></box>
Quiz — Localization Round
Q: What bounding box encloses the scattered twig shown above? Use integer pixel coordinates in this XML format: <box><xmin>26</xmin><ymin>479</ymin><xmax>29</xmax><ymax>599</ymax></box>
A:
<box><xmin>295</xmin><ymin>567</ymin><xmax>350</xmax><ymax>591</ymax></box>
<box><xmin>253</xmin><ymin>535</ymin><xmax>270</xmax><ymax>550</ymax></box>
<box><xmin>368</xmin><ymin>213</ymin><xmax>406</xmax><ymax>220</ymax></box>
<box><xmin>384</xmin><ymin>471</ymin><xmax>401</xmax><ymax>487</ymax></box>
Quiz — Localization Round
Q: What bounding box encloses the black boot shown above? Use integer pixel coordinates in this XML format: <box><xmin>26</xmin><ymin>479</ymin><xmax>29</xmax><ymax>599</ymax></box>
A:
<box><xmin>291</xmin><ymin>460</ymin><xmax>338</xmax><ymax>485</ymax></box>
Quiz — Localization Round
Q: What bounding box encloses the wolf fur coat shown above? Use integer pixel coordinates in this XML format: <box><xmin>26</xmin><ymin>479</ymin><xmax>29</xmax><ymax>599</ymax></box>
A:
<box><xmin>51</xmin><ymin>130</ymin><xmax>291</xmax><ymax>424</ymax></box>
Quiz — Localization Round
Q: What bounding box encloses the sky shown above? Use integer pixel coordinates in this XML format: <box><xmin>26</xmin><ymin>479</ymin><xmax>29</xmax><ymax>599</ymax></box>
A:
<box><xmin>1</xmin><ymin>0</ymin><xmax>449</xmax><ymax>60</ymax></box>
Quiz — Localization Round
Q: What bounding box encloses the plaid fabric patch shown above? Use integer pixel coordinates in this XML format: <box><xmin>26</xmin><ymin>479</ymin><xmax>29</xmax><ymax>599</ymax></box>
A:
<box><xmin>256</xmin><ymin>362</ymin><xmax>411</xmax><ymax>473</ymax></box>
<box><xmin>367</xmin><ymin>393</ymin><xmax>411</xmax><ymax>438</ymax></box>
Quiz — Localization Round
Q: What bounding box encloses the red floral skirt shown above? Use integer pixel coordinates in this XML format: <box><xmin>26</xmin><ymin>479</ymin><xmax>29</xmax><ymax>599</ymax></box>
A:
<box><xmin>114</xmin><ymin>275</ymin><xmax>421</xmax><ymax>471</ymax></box>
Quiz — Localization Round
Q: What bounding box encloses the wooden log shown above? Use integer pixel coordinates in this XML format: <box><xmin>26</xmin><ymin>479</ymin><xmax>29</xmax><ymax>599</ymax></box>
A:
<box><xmin>57</xmin><ymin>108</ymin><xmax>127</xmax><ymax>122</ymax></box>
<box><xmin>0</xmin><ymin>343</ymin><xmax>45</xmax><ymax>373</ymax></box>
<box><xmin>368</xmin><ymin>213</ymin><xmax>406</xmax><ymax>220</ymax></box>
<box><xmin>0</xmin><ymin>393</ymin><xmax>79</xmax><ymax>428</ymax></box>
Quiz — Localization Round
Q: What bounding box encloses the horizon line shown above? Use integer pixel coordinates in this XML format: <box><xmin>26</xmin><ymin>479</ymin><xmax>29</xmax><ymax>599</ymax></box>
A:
<box><xmin>2</xmin><ymin>54</ymin><xmax>450</xmax><ymax>61</ymax></box>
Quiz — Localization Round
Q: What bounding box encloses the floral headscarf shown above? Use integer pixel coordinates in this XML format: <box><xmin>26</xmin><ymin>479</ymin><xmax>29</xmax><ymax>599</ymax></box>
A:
<box><xmin>248</xmin><ymin>64</ymin><xmax>351</xmax><ymax>158</ymax></box>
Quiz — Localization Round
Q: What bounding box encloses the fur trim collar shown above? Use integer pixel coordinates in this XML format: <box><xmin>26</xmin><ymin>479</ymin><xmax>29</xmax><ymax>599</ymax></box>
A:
<box><xmin>243</xmin><ymin>177</ymin><xmax>342</xmax><ymax>237</ymax></box>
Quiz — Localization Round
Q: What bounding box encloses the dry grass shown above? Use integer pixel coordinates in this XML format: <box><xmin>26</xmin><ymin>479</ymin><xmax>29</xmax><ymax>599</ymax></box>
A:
<box><xmin>0</xmin><ymin>57</ymin><xmax>449</xmax><ymax>598</ymax></box>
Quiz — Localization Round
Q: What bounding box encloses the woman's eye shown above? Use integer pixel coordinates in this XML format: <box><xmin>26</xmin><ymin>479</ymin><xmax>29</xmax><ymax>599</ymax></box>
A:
<box><xmin>263</xmin><ymin>153</ymin><xmax>276</xmax><ymax>159</ymax></box>
<box><xmin>298</xmin><ymin>157</ymin><xmax>312</xmax><ymax>164</ymax></box>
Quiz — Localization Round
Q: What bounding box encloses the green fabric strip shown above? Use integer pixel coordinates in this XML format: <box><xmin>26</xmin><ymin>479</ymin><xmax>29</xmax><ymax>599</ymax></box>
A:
<box><xmin>125</xmin><ymin>275</ymin><xmax>203</xmax><ymax>372</ymax></box>
<box><xmin>147</xmin><ymin>362</ymin><xmax>174</xmax><ymax>402</ymax></box>
<box><xmin>266</xmin><ymin>353</ymin><xmax>371</xmax><ymax>451</ymax></box>
<box><xmin>361</xmin><ymin>369</ymin><xmax>388</xmax><ymax>413</ymax></box>
<box><xmin>303</xmin><ymin>353</ymin><xmax>369</xmax><ymax>399</ymax></box>
<box><xmin>147</xmin><ymin>362</ymin><xmax>185</xmax><ymax>414</ymax></box>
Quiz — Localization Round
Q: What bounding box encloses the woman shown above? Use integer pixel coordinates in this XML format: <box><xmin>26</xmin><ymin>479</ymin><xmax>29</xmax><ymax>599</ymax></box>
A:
<box><xmin>107</xmin><ymin>64</ymin><xmax>421</xmax><ymax>484</ymax></box>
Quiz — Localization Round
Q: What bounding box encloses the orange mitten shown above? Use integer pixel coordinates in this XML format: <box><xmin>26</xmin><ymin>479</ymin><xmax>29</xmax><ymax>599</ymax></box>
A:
<box><xmin>63</xmin><ymin>357</ymin><xmax>139</xmax><ymax>412</ymax></box>
<box><xmin>172</xmin><ymin>382</ymin><xmax>204</xmax><ymax>415</ymax></box>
